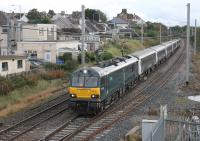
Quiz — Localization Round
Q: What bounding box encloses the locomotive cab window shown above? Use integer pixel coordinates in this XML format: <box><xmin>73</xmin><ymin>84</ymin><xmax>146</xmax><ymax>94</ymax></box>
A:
<box><xmin>72</xmin><ymin>76</ymin><xmax>84</xmax><ymax>87</ymax></box>
<box><xmin>85</xmin><ymin>76</ymin><xmax>98</xmax><ymax>87</ymax></box>
<box><xmin>71</xmin><ymin>76</ymin><xmax>98</xmax><ymax>87</ymax></box>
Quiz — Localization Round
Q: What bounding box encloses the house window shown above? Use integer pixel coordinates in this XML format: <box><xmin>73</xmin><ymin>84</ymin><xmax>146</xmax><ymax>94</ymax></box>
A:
<box><xmin>39</xmin><ymin>28</ymin><xmax>44</xmax><ymax>36</ymax></box>
<box><xmin>44</xmin><ymin>51</ymin><xmax>51</xmax><ymax>62</ymax></box>
<box><xmin>2</xmin><ymin>27</ymin><xmax>8</xmax><ymax>33</ymax></box>
<box><xmin>17</xmin><ymin>60</ymin><xmax>23</xmax><ymax>68</ymax></box>
<box><xmin>48</xmin><ymin>28</ymin><xmax>54</xmax><ymax>35</ymax></box>
<box><xmin>51</xmin><ymin>28</ymin><xmax>54</xmax><ymax>34</ymax></box>
<box><xmin>2</xmin><ymin>62</ymin><xmax>8</xmax><ymax>71</ymax></box>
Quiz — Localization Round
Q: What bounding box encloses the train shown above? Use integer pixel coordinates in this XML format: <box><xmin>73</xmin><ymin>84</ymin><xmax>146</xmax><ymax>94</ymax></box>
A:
<box><xmin>68</xmin><ymin>39</ymin><xmax>182</xmax><ymax>113</ymax></box>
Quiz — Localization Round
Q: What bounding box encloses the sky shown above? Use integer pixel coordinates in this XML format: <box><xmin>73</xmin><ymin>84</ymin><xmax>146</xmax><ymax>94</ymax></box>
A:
<box><xmin>0</xmin><ymin>0</ymin><xmax>199</xmax><ymax>26</ymax></box>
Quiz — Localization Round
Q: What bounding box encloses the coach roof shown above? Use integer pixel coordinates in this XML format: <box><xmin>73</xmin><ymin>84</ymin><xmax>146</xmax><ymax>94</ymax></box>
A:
<box><xmin>131</xmin><ymin>48</ymin><xmax>156</xmax><ymax>59</ymax></box>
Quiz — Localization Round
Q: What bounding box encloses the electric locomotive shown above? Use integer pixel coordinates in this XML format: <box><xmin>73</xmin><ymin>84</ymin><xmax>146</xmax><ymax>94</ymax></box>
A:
<box><xmin>68</xmin><ymin>39</ymin><xmax>181</xmax><ymax>113</ymax></box>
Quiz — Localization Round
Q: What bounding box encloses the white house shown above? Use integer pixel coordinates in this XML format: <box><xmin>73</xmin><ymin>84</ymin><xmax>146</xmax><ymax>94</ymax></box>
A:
<box><xmin>16</xmin><ymin>40</ymin><xmax>80</xmax><ymax>63</ymax></box>
<box><xmin>0</xmin><ymin>55</ymin><xmax>30</xmax><ymax>76</ymax></box>
<box><xmin>0</xmin><ymin>26</ymin><xmax>8</xmax><ymax>55</ymax></box>
<box><xmin>108</xmin><ymin>17</ymin><xmax>129</xmax><ymax>29</ymax></box>
<box><xmin>21</xmin><ymin>24</ymin><xmax>57</xmax><ymax>41</ymax></box>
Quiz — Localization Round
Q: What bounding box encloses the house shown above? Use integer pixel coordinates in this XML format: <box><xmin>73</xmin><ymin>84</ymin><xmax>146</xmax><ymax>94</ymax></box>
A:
<box><xmin>0</xmin><ymin>11</ymin><xmax>8</xmax><ymax>55</ymax></box>
<box><xmin>0</xmin><ymin>26</ymin><xmax>8</xmax><ymax>55</ymax></box>
<box><xmin>84</xmin><ymin>34</ymin><xmax>100</xmax><ymax>51</ymax></box>
<box><xmin>14</xmin><ymin>13</ymin><xmax>29</xmax><ymax>23</ymax></box>
<box><xmin>108</xmin><ymin>17</ymin><xmax>129</xmax><ymax>29</ymax></box>
<box><xmin>16</xmin><ymin>40</ymin><xmax>80</xmax><ymax>63</ymax></box>
<box><xmin>52</xmin><ymin>14</ymin><xmax>78</xmax><ymax>29</ymax></box>
<box><xmin>21</xmin><ymin>24</ymin><xmax>57</xmax><ymax>41</ymax></box>
<box><xmin>117</xmin><ymin>9</ymin><xmax>144</xmax><ymax>25</ymax></box>
<box><xmin>0</xmin><ymin>11</ymin><xmax>21</xmax><ymax>55</ymax></box>
<box><xmin>0</xmin><ymin>55</ymin><xmax>30</xmax><ymax>76</ymax></box>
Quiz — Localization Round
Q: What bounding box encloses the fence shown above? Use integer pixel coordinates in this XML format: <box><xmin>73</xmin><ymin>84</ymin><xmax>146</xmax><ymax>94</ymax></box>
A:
<box><xmin>146</xmin><ymin>117</ymin><xmax>200</xmax><ymax>141</ymax></box>
<box><xmin>165</xmin><ymin>118</ymin><xmax>200</xmax><ymax>141</ymax></box>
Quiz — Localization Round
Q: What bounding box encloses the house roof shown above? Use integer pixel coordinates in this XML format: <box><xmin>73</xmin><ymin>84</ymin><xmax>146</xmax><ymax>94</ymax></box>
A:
<box><xmin>108</xmin><ymin>17</ymin><xmax>128</xmax><ymax>24</ymax></box>
<box><xmin>52</xmin><ymin>14</ymin><xmax>78</xmax><ymax>29</ymax></box>
<box><xmin>119</xmin><ymin>28</ymin><xmax>133</xmax><ymax>33</ymax></box>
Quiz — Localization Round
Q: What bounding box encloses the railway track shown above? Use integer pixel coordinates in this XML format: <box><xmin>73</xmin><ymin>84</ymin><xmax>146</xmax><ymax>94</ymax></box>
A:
<box><xmin>39</xmin><ymin>43</ymin><xmax>185</xmax><ymax>141</ymax></box>
<box><xmin>39</xmin><ymin>71</ymin><xmax>164</xmax><ymax>141</ymax></box>
<box><xmin>0</xmin><ymin>96</ymin><xmax>69</xmax><ymax>141</ymax></box>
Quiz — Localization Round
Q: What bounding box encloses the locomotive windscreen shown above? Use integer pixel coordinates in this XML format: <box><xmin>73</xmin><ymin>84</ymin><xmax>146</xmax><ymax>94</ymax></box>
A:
<box><xmin>72</xmin><ymin>76</ymin><xmax>98</xmax><ymax>87</ymax></box>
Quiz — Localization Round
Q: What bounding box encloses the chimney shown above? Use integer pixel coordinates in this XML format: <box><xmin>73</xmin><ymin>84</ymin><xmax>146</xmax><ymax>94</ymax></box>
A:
<box><xmin>122</xmin><ymin>9</ymin><xmax>127</xmax><ymax>14</ymax></box>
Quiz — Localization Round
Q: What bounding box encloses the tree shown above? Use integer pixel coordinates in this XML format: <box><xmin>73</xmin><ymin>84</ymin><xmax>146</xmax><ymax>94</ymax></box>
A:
<box><xmin>48</xmin><ymin>10</ymin><xmax>55</xmax><ymax>18</ymax></box>
<box><xmin>27</xmin><ymin>9</ymin><xmax>51</xmax><ymax>24</ymax></box>
<box><xmin>40</xmin><ymin>11</ymin><xmax>51</xmax><ymax>24</ymax></box>
<box><xmin>85</xmin><ymin>9</ymin><xmax>107</xmax><ymax>22</ymax></box>
<box><xmin>27</xmin><ymin>9</ymin><xmax>41</xmax><ymax>23</ymax></box>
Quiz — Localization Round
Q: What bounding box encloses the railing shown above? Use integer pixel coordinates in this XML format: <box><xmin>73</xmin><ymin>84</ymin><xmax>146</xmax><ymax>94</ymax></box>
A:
<box><xmin>146</xmin><ymin>117</ymin><xmax>200</xmax><ymax>141</ymax></box>
<box><xmin>165</xmin><ymin>118</ymin><xmax>200</xmax><ymax>141</ymax></box>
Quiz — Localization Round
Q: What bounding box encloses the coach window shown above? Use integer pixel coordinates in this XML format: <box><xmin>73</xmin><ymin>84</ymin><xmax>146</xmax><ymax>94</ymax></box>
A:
<box><xmin>17</xmin><ymin>60</ymin><xmax>23</xmax><ymax>69</ymax></box>
<box><xmin>2</xmin><ymin>62</ymin><xmax>8</xmax><ymax>71</ymax></box>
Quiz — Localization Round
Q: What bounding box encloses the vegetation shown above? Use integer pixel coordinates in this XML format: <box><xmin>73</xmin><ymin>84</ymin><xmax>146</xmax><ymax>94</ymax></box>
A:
<box><xmin>47</xmin><ymin>10</ymin><xmax>56</xmax><ymax>18</ymax></box>
<box><xmin>85</xmin><ymin>8</ymin><xmax>107</xmax><ymax>22</ymax></box>
<box><xmin>27</xmin><ymin>8</ymin><xmax>52</xmax><ymax>24</ymax></box>
<box><xmin>0</xmin><ymin>79</ymin><xmax>62</xmax><ymax>117</ymax></box>
<box><xmin>0</xmin><ymin>70</ymin><xmax>65</xmax><ymax>96</ymax></box>
<box><xmin>44</xmin><ymin>61</ymin><xmax>78</xmax><ymax>72</ymax></box>
<box><xmin>46</xmin><ymin>53</ymin><xmax>79</xmax><ymax>71</ymax></box>
<box><xmin>197</xmin><ymin>27</ymin><xmax>200</xmax><ymax>47</ymax></box>
<box><xmin>103</xmin><ymin>39</ymin><xmax>157</xmax><ymax>57</ymax></box>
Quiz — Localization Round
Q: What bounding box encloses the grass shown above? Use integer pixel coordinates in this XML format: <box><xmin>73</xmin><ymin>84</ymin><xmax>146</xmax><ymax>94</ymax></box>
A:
<box><xmin>105</xmin><ymin>46</ymin><xmax>122</xmax><ymax>57</ymax></box>
<box><xmin>175</xmin><ymin>97</ymin><xmax>189</xmax><ymax>105</ymax></box>
<box><xmin>104</xmin><ymin>39</ymin><xmax>160</xmax><ymax>57</ymax></box>
<box><xmin>185</xmin><ymin>52</ymin><xmax>200</xmax><ymax>91</ymax></box>
<box><xmin>0</xmin><ymin>79</ymin><xmax>62</xmax><ymax>117</ymax></box>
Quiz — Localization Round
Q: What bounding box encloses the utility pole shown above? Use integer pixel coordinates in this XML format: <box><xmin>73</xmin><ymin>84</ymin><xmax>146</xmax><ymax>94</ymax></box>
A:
<box><xmin>194</xmin><ymin>19</ymin><xmax>197</xmax><ymax>55</ymax></box>
<box><xmin>168</xmin><ymin>27</ymin><xmax>170</xmax><ymax>41</ymax></box>
<box><xmin>81</xmin><ymin>5</ymin><xmax>85</xmax><ymax>66</ymax></box>
<box><xmin>141</xmin><ymin>20</ymin><xmax>144</xmax><ymax>47</ymax></box>
<box><xmin>170</xmin><ymin>28</ymin><xmax>172</xmax><ymax>40</ymax></box>
<box><xmin>160</xmin><ymin>24</ymin><xmax>162</xmax><ymax>44</ymax></box>
<box><xmin>186</xmin><ymin>3</ymin><xmax>190</xmax><ymax>85</ymax></box>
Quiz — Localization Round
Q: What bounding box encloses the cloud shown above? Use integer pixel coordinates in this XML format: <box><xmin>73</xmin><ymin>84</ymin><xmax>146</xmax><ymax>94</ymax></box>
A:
<box><xmin>0</xmin><ymin>0</ymin><xmax>199</xmax><ymax>26</ymax></box>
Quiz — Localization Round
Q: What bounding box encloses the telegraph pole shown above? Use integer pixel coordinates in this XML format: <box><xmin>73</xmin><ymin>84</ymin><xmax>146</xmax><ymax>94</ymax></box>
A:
<box><xmin>170</xmin><ymin>28</ymin><xmax>172</xmax><ymax>40</ymax></box>
<box><xmin>160</xmin><ymin>24</ymin><xmax>162</xmax><ymax>44</ymax></box>
<box><xmin>168</xmin><ymin>27</ymin><xmax>170</xmax><ymax>41</ymax></box>
<box><xmin>186</xmin><ymin>3</ymin><xmax>190</xmax><ymax>85</ymax></box>
<box><xmin>81</xmin><ymin>5</ymin><xmax>85</xmax><ymax>66</ymax></box>
<box><xmin>194</xmin><ymin>19</ymin><xmax>197</xmax><ymax>55</ymax></box>
<box><xmin>141</xmin><ymin>20</ymin><xmax>144</xmax><ymax>47</ymax></box>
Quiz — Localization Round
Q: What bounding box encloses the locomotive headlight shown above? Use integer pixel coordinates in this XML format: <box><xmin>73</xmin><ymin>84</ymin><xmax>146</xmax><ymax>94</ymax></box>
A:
<box><xmin>70</xmin><ymin>94</ymin><xmax>77</xmax><ymax>98</ymax></box>
<box><xmin>83</xmin><ymin>69</ymin><xmax>88</xmax><ymax>74</ymax></box>
<box><xmin>91</xmin><ymin>94</ymin><xmax>99</xmax><ymax>98</ymax></box>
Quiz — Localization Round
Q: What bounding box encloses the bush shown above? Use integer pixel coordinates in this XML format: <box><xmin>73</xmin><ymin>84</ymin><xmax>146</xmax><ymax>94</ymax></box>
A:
<box><xmin>146</xmin><ymin>30</ymin><xmax>157</xmax><ymax>37</ymax></box>
<box><xmin>97</xmin><ymin>51</ymin><xmax>113</xmax><ymax>62</ymax></box>
<box><xmin>78</xmin><ymin>52</ymin><xmax>96</xmax><ymax>63</ymax></box>
<box><xmin>40</xmin><ymin>70</ymin><xmax>65</xmax><ymax>80</ymax></box>
<box><xmin>9</xmin><ymin>76</ymin><xmax>37</xmax><ymax>89</ymax></box>
<box><xmin>59</xmin><ymin>53</ymin><xmax>72</xmax><ymax>62</ymax></box>
<box><xmin>63</xmin><ymin>60</ymin><xmax>78</xmax><ymax>71</ymax></box>
<box><xmin>0</xmin><ymin>79</ymin><xmax>13</xmax><ymax>95</ymax></box>
<box><xmin>44</xmin><ymin>60</ymin><xmax>78</xmax><ymax>72</ymax></box>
